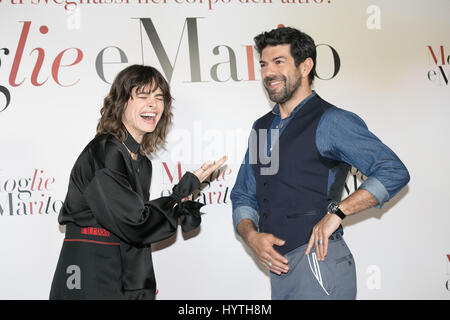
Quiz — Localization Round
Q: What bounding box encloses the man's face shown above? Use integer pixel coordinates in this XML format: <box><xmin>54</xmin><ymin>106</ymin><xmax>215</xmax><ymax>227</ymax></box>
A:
<box><xmin>260</xmin><ymin>44</ymin><xmax>303</xmax><ymax>104</ymax></box>
<box><xmin>122</xmin><ymin>84</ymin><xmax>165</xmax><ymax>141</ymax></box>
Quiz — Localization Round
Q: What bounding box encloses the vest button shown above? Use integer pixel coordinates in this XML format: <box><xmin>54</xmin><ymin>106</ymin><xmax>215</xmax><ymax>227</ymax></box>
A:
<box><xmin>263</xmin><ymin>182</ymin><xmax>269</xmax><ymax>187</ymax></box>
<box><xmin>263</xmin><ymin>198</ymin><xmax>269</xmax><ymax>203</ymax></box>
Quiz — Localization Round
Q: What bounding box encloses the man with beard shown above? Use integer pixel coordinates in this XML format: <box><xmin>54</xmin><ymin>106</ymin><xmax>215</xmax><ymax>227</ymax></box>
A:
<box><xmin>230</xmin><ymin>27</ymin><xmax>410</xmax><ymax>300</ymax></box>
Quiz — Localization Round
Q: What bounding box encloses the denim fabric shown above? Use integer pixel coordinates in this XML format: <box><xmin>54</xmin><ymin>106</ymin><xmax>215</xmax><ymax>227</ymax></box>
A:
<box><xmin>230</xmin><ymin>91</ymin><xmax>410</xmax><ymax>230</ymax></box>
<box><xmin>230</xmin><ymin>91</ymin><xmax>316</xmax><ymax>230</ymax></box>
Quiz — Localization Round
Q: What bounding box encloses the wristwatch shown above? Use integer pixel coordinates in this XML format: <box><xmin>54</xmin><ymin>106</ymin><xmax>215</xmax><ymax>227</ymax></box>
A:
<box><xmin>327</xmin><ymin>202</ymin><xmax>346</xmax><ymax>220</ymax></box>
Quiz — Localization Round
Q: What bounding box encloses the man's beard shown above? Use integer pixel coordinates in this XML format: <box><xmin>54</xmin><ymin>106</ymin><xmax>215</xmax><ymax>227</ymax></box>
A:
<box><xmin>264</xmin><ymin>75</ymin><xmax>302</xmax><ymax>104</ymax></box>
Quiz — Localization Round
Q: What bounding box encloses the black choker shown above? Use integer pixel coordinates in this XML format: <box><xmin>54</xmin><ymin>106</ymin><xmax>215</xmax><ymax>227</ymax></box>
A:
<box><xmin>123</xmin><ymin>130</ymin><xmax>140</xmax><ymax>154</ymax></box>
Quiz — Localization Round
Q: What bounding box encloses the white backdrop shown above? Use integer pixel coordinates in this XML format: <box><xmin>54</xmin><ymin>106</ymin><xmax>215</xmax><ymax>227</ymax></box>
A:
<box><xmin>0</xmin><ymin>0</ymin><xmax>449</xmax><ymax>300</ymax></box>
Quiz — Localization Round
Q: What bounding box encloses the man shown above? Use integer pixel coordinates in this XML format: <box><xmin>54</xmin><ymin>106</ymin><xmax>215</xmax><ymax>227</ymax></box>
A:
<box><xmin>230</xmin><ymin>27</ymin><xmax>410</xmax><ymax>300</ymax></box>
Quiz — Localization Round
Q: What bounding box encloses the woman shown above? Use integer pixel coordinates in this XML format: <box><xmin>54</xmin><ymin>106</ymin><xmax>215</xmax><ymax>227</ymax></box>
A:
<box><xmin>49</xmin><ymin>65</ymin><xmax>226</xmax><ymax>300</ymax></box>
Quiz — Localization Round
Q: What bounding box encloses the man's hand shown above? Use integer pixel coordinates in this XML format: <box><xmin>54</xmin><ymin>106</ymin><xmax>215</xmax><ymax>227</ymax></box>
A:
<box><xmin>305</xmin><ymin>213</ymin><xmax>342</xmax><ymax>261</ymax></box>
<box><xmin>305</xmin><ymin>189</ymin><xmax>379</xmax><ymax>260</ymax></box>
<box><xmin>247</xmin><ymin>231</ymin><xmax>289</xmax><ymax>275</ymax></box>
<box><xmin>237</xmin><ymin>219</ymin><xmax>289</xmax><ymax>275</ymax></box>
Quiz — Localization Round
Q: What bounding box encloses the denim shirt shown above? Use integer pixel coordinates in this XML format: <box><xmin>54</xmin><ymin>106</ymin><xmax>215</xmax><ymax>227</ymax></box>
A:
<box><xmin>230</xmin><ymin>91</ymin><xmax>410</xmax><ymax>230</ymax></box>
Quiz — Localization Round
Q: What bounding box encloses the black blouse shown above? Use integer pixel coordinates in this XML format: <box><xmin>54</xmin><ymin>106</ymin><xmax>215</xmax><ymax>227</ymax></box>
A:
<box><xmin>57</xmin><ymin>132</ymin><xmax>203</xmax><ymax>299</ymax></box>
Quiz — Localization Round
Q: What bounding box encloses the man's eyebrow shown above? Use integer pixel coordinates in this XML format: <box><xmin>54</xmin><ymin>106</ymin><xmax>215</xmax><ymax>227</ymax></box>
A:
<box><xmin>271</xmin><ymin>56</ymin><xmax>287</xmax><ymax>61</ymax></box>
<box><xmin>259</xmin><ymin>56</ymin><xmax>287</xmax><ymax>64</ymax></box>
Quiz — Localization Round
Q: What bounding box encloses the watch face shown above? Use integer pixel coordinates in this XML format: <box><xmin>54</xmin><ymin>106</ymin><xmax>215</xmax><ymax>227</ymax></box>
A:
<box><xmin>328</xmin><ymin>202</ymin><xmax>338</xmax><ymax>213</ymax></box>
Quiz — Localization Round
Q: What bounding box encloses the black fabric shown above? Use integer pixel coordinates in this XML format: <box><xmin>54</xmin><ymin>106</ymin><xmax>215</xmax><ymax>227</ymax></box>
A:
<box><xmin>123</xmin><ymin>130</ymin><xmax>140</xmax><ymax>154</ymax></box>
<box><xmin>50</xmin><ymin>133</ymin><xmax>203</xmax><ymax>300</ymax></box>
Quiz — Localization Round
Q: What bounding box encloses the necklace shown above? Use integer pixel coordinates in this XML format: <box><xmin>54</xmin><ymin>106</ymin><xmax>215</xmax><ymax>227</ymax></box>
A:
<box><xmin>122</xmin><ymin>142</ymin><xmax>138</xmax><ymax>160</ymax></box>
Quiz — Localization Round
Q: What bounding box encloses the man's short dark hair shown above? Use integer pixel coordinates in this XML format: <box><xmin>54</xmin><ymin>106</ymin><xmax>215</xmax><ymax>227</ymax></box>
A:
<box><xmin>254</xmin><ymin>27</ymin><xmax>316</xmax><ymax>85</ymax></box>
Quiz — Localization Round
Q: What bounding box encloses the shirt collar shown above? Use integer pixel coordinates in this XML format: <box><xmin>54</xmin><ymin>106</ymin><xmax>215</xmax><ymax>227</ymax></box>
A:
<box><xmin>123</xmin><ymin>128</ymin><xmax>141</xmax><ymax>154</ymax></box>
<box><xmin>272</xmin><ymin>90</ymin><xmax>317</xmax><ymax>118</ymax></box>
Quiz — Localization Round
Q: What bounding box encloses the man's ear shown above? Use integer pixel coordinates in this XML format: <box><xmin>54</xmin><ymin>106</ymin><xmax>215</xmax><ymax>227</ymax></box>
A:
<box><xmin>301</xmin><ymin>57</ymin><xmax>314</xmax><ymax>79</ymax></box>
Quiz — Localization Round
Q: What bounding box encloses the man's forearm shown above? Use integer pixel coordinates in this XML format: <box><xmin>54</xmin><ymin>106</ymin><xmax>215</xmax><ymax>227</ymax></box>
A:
<box><xmin>236</xmin><ymin>219</ymin><xmax>258</xmax><ymax>244</ymax></box>
<box><xmin>339</xmin><ymin>189</ymin><xmax>379</xmax><ymax>216</ymax></box>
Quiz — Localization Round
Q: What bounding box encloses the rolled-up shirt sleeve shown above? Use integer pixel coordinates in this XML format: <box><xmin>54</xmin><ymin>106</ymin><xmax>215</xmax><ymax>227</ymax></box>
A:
<box><xmin>230</xmin><ymin>125</ymin><xmax>260</xmax><ymax>231</ymax></box>
<box><xmin>316</xmin><ymin>107</ymin><xmax>410</xmax><ymax>208</ymax></box>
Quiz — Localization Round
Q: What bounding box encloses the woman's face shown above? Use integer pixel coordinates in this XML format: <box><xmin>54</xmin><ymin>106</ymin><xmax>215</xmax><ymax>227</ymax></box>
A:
<box><xmin>122</xmin><ymin>84</ymin><xmax>165</xmax><ymax>143</ymax></box>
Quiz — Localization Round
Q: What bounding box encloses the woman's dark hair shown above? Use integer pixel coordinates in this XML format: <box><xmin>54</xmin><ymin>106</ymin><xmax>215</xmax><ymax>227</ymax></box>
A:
<box><xmin>96</xmin><ymin>64</ymin><xmax>173</xmax><ymax>155</ymax></box>
<box><xmin>254</xmin><ymin>27</ymin><xmax>316</xmax><ymax>85</ymax></box>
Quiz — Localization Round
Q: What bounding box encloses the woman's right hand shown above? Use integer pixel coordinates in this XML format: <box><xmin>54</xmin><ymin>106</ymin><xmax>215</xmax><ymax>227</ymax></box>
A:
<box><xmin>193</xmin><ymin>156</ymin><xmax>227</xmax><ymax>183</ymax></box>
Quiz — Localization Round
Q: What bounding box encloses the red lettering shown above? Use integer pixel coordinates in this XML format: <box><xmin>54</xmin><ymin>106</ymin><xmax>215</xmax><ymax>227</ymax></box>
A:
<box><xmin>162</xmin><ymin>162</ymin><xmax>174</xmax><ymax>183</ymax></box>
<box><xmin>30</xmin><ymin>169</ymin><xmax>38</xmax><ymax>191</ymax></box>
<box><xmin>80</xmin><ymin>227</ymin><xmax>110</xmax><ymax>237</ymax></box>
<box><xmin>38</xmin><ymin>197</ymin><xmax>45</xmax><ymax>214</ymax></box>
<box><xmin>245</xmin><ymin>45</ymin><xmax>255</xmax><ymax>81</ymax></box>
<box><xmin>162</xmin><ymin>162</ymin><xmax>183</xmax><ymax>184</ymax></box>
<box><xmin>51</xmin><ymin>48</ymin><xmax>83</xmax><ymax>86</ymax></box>
<box><xmin>428</xmin><ymin>45</ymin><xmax>446</xmax><ymax>66</ymax></box>
<box><xmin>44</xmin><ymin>177</ymin><xmax>55</xmax><ymax>190</ymax></box>
<box><xmin>30</xmin><ymin>48</ymin><xmax>48</xmax><ymax>86</ymax></box>
<box><xmin>9</xmin><ymin>21</ymin><xmax>31</xmax><ymax>87</ymax></box>
<box><xmin>9</xmin><ymin>21</ymin><xmax>84</xmax><ymax>88</ymax></box>
<box><xmin>217</xmin><ymin>191</ymin><xmax>222</xmax><ymax>204</ymax></box>
<box><xmin>177</xmin><ymin>162</ymin><xmax>182</xmax><ymax>181</ymax></box>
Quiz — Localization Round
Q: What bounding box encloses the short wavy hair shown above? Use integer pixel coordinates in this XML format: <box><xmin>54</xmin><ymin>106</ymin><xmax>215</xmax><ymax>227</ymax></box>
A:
<box><xmin>96</xmin><ymin>64</ymin><xmax>173</xmax><ymax>155</ymax></box>
<box><xmin>254</xmin><ymin>27</ymin><xmax>316</xmax><ymax>85</ymax></box>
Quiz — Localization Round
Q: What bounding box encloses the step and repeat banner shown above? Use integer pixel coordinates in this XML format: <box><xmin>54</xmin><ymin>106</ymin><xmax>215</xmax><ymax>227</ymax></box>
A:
<box><xmin>0</xmin><ymin>0</ymin><xmax>449</xmax><ymax>299</ymax></box>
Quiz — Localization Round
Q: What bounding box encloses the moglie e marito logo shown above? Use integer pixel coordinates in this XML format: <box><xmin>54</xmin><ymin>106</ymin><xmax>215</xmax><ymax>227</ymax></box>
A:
<box><xmin>0</xmin><ymin>18</ymin><xmax>341</xmax><ymax>112</ymax></box>
<box><xmin>427</xmin><ymin>45</ymin><xmax>450</xmax><ymax>86</ymax></box>
<box><xmin>0</xmin><ymin>169</ymin><xmax>63</xmax><ymax>216</ymax></box>
<box><xmin>160</xmin><ymin>162</ymin><xmax>233</xmax><ymax>206</ymax></box>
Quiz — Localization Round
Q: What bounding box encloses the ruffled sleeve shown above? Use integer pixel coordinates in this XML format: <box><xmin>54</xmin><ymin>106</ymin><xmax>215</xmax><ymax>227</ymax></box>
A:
<box><xmin>84</xmin><ymin>169</ymin><xmax>204</xmax><ymax>247</ymax></box>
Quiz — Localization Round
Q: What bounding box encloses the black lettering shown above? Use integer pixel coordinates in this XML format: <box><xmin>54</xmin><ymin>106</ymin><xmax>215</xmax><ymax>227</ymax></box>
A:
<box><xmin>95</xmin><ymin>46</ymin><xmax>128</xmax><ymax>84</ymax></box>
<box><xmin>137</xmin><ymin>17</ymin><xmax>204</xmax><ymax>83</ymax></box>
<box><xmin>315</xmin><ymin>44</ymin><xmax>341</xmax><ymax>80</ymax></box>
<box><xmin>0</xmin><ymin>48</ymin><xmax>11</xmax><ymax>112</ymax></box>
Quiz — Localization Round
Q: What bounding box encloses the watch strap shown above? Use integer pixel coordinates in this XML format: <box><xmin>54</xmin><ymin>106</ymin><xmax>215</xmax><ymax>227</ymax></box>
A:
<box><xmin>331</xmin><ymin>208</ymin><xmax>346</xmax><ymax>220</ymax></box>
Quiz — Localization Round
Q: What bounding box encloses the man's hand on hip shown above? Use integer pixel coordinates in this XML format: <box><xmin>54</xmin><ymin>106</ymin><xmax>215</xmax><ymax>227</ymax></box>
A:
<box><xmin>247</xmin><ymin>231</ymin><xmax>289</xmax><ymax>275</ymax></box>
<box><xmin>237</xmin><ymin>219</ymin><xmax>289</xmax><ymax>275</ymax></box>
<box><xmin>305</xmin><ymin>212</ymin><xmax>342</xmax><ymax>261</ymax></box>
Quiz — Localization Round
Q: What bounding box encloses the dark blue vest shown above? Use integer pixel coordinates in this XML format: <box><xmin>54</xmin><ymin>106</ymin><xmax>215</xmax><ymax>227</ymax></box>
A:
<box><xmin>252</xmin><ymin>94</ymin><xmax>347</xmax><ymax>255</ymax></box>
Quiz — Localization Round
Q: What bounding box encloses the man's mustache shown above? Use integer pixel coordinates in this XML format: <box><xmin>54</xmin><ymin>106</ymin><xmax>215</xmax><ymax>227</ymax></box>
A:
<box><xmin>263</xmin><ymin>76</ymin><xmax>286</xmax><ymax>85</ymax></box>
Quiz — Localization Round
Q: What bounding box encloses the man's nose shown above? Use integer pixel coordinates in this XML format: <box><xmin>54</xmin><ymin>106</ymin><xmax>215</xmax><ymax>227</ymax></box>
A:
<box><xmin>262</xmin><ymin>64</ymin><xmax>277</xmax><ymax>79</ymax></box>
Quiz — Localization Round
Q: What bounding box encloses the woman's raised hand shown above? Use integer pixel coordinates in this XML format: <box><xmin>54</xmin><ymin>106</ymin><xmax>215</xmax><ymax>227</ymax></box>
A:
<box><xmin>193</xmin><ymin>156</ymin><xmax>228</xmax><ymax>183</ymax></box>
